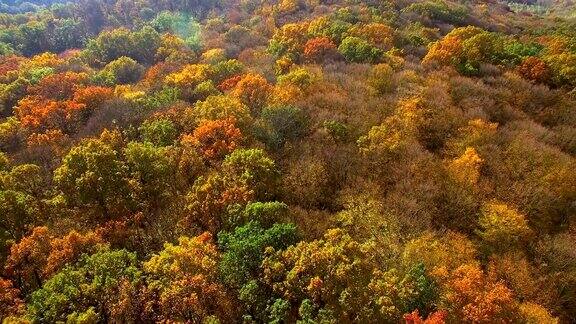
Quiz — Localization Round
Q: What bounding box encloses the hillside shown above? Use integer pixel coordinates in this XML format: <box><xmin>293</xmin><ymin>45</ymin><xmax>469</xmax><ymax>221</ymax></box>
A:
<box><xmin>0</xmin><ymin>0</ymin><xmax>575</xmax><ymax>322</ymax></box>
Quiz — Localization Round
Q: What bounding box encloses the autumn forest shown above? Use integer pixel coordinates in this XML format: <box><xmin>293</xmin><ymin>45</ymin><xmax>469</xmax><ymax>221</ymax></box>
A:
<box><xmin>0</xmin><ymin>0</ymin><xmax>575</xmax><ymax>322</ymax></box>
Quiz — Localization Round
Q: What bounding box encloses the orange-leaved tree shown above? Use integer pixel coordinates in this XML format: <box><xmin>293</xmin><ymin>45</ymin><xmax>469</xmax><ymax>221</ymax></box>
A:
<box><xmin>183</xmin><ymin>118</ymin><xmax>243</xmax><ymax>161</ymax></box>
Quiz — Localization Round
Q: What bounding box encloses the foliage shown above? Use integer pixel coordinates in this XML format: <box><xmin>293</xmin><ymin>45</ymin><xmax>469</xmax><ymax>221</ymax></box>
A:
<box><xmin>183</xmin><ymin>173</ymin><xmax>253</xmax><ymax>232</ymax></box>
<box><xmin>338</xmin><ymin>36</ymin><xmax>383</xmax><ymax>63</ymax></box>
<box><xmin>218</xmin><ymin>221</ymin><xmax>298</xmax><ymax>287</ymax></box>
<box><xmin>277</xmin><ymin>67</ymin><xmax>316</xmax><ymax>90</ymax></box>
<box><xmin>84</xmin><ymin>26</ymin><xmax>161</xmax><ymax>65</ymax></box>
<box><xmin>423</xmin><ymin>26</ymin><xmax>525</xmax><ymax>75</ymax></box>
<box><xmin>139</xmin><ymin>118</ymin><xmax>178</xmax><ymax>147</ymax></box>
<box><xmin>27</xmin><ymin>249</ymin><xmax>141</xmax><ymax>323</ymax></box>
<box><xmin>256</xmin><ymin>105</ymin><xmax>308</xmax><ymax>150</ymax></box>
<box><xmin>0</xmin><ymin>278</ymin><xmax>24</xmax><ymax>318</ymax></box>
<box><xmin>477</xmin><ymin>201</ymin><xmax>533</xmax><ymax>250</ymax></box>
<box><xmin>191</xmin><ymin>95</ymin><xmax>252</xmax><ymax>130</ymax></box>
<box><xmin>53</xmin><ymin>136</ymin><xmax>132</xmax><ymax>219</ymax></box>
<box><xmin>403</xmin><ymin>0</ymin><xmax>468</xmax><ymax>25</ymax></box>
<box><xmin>434</xmin><ymin>263</ymin><xmax>517</xmax><ymax>322</ymax></box>
<box><xmin>447</xmin><ymin>147</ymin><xmax>483</xmax><ymax>185</ymax></box>
<box><xmin>368</xmin><ymin>63</ymin><xmax>394</xmax><ymax>94</ymax></box>
<box><xmin>221</xmin><ymin>148</ymin><xmax>279</xmax><ymax>200</ymax></box>
<box><xmin>230</xmin><ymin>73</ymin><xmax>272</xmax><ymax>113</ymax></box>
<box><xmin>124</xmin><ymin>141</ymin><xmax>176</xmax><ymax>206</ymax></box>
<box><xmin>100</xmin><ymin>56</ymin><xmax>145</xmax><ymax>84</ymax></box>
<box><xmin>143</xmin><ymin>232</ymin><xmax>237</xmax><ymax>323</ymax></box>
<box><xmin>184</xmin><ymin>118</ymin><xmax>243</xmax><ymax>161</ymax></box>
<box><xmin>0</xmin><ymin>0</ymin><xmax>573</xmax><ymax>321</ymax></box>
<box><xmin>261</xmin><ymin>228</ymin><xmax>440</xmax><ymax>322</ymax></box>
<box><xmin>303</xmin><ymin>37</ymin><xmax>338</xmax><ymax>62</ymax></box>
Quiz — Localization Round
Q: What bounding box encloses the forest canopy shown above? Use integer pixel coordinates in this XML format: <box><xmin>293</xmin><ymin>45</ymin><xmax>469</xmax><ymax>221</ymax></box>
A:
<box><xmin>0</xmin><ymin>0</ymin><xmax>575</xmax><ymax>323</ymax></box>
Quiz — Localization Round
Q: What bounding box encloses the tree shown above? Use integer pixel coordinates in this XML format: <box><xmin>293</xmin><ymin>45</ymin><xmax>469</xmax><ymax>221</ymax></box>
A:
<box><xmin>25</xmin><ymin>52</ymin><xmax>63</xmax><ymax>69</ymax></box>
<box><xmin>141</xmin><ymin>62</ymin><xmax>178</xmax><ymax>88</ymax></box>
<box><xmin>402</xmin><ymin>231</ymin><xmax>478</xmax><ymax>275</ymax></box>
<box><xmin>143</xmin><ymin>232</ymin><xmax>238</xmax><ymax>323</ymax></box>
<box><xmin>303</xmin><ymin>37</ymin><xmax>338</xmax><ymax>63</ymax></box>
<box><xmin>49</xmin><ymin>18</ymin><xmax>86</xmax><ymax>53</ymax></box>
<box><xmin>164</xmin><ymin>63</ymin><xmax>211</xmax><ymax>98</ymax></box>
<box><xmin>422</xmin><ymin>27</ymin><xmax>508</xmax><ymax>75</ymax></box>
<box><xmin>192</xmin><ymin>80</ymin><xmax>219</xmax><ymax>101</ymax></box>
<box><xmin>44</xmin><ymin>230</ymin><xmax>107</xmax><ymax>278</ymax></box>
<box><xmin>28</xmin><ymin>72</ymin><xmax>88</xmax><ymax>100</ymax></box>
<box><xmin>0</xmin><ymin>189</ymin><xmax>41</xmax><ymax>242</ymax></box>
<box><xmin>0</xmin><ymin>117</ymin><xmax>22</xmax><ymax>152</ymax></box>
<box><xmin>155</xmin><ymin>33</ymin><xmax>194</xmax><ymax>63</ymax></box>
<box><xmin>27</xmin><ymin>249</ymin><xmax>142</xmax><ymax>323</ymax></box>
<box><xmin>269</xmin><ymin>83</ymin><xmax>303</xmax><ymax>107</ymax></box>
<box><xmin>517</xmin><ymin>56</ymin><xmax>550</xmax><ymax>83</ymax></box>
<box><xmin>277</xmin><ymin>67</ymin><xmax>316</xmax><ymax>90</ymax></box>
<box><xmin>53</xmin><ymin>136</ymin><xmax>132</xmax><ymax>220</ymax></box>
<box><xmin>15</xmin><ymin>96</ymin><xmax>87</xmax><ymax>133</ymax></box>
<box><xmin>2</xmin><ymin>163</ymin><xmax>46</xmax><ymax>202</ymax></box>
<box><xmin>222</xmin><ymin>148</ymin><xmax>279</xmax><ymax>200</ymax></box>
<box><xmin>14</xmin><ymin>21</ymin><xmax>49</xmax><ymax>56</ymax></box>
<box><xmin>338</xmin><ymin>36</ymin><xmax>383</xmax><ymax>63</ymax></box>
<box><xmin>535</xmin><ymin>232</ymin><xmax>576</xmax><ymax>319</ymax></box>
<box><xmin>447</xmin><ymin>147</ymin><xmax>483</xmax><ymax>186</ymax></box>
<box><xmin>5</xmin><ymin>226</ymin><xmax>52</xmax><ymax>292</ymax></box>
<box><xmin>183</xmin><ymin>173</ymin><xmax>253</xmax><ymax>232</ymax></box>
<box><xmin>184</xmin><ymin>118</ymin><xmax>243</xmax><ymax>161</ymax></box>
<box><xmin>368</xmin><ymin>63</ymin><xmax>394</xmax><ymax>94</ymax></box>
<box><xmin>0</xmin><ymin>278</ymin><xmax>24</xmax><ymax>319</ymax></box>
<box><xmin>25</xmin><ymin>129</ymin><xmax>70</xmax><ymax>161</ymax></box>
<box><xmin>124</xmin><ymin>141</ymin><xmax>177</xmax><ymax>208</ymax></box>
<box><xmin>84</xmin><ymin>28</ymin><xmax>138</xmax><ymax>65</ymax></box>
<box><xmin>543</xmin><ymin>51</ymin><xmax>576</xmax><ymax>87</ymax></box>
<box><xmin>357</xmin><ymin>116</ymin><xmax>411</xmax><ymax>168</ymax></box>
<box><xmin>307</xmin><ymin>16</ymin><xmax>352</xmax><ymax>43</ymax></box>
<box><xmin>519</xmin><ymin>302</ymin><xmax>558</xmax><ymax>324</ymax></box>
<box><xmin>210</xmin><ymin>59</ymin><xmax>244</xmax><ymax>84</ymax></box>
<box><xmin>487</xmin><ymin>252</ymin><xmax>545</xmax><ymax>304</ymax></box>
<box><xmin>100</xmin><ymin>56</ymin><xmax>145</xmax><ymax>84</ymax></box>
<box><xmin>261</xmin><ymin>228</ymin><xmax>362</xmax><ymax>318</ymax></box>
<box><xmin>174</xmin><ymin>136</ymin><xmax>206</xmax><ymax>188</ymax></box>
<box><xmin>242</xmin><ymin>201</ymin><xmax>290</xmax><ymax>226</ymax></box>
<box><xmin>447</xmin><ymin>119</ymin><xmax>497</xmax><ymax>154</ymax></box>
<box><xmin>230</xmin><ymin>73</ymin><xmax>272</xmax><ymax>114</ymax></box>
<box><xmin>435</xmin><ymin>264</ymin><xmax>518</xmax><ymax>323</ymax></box>
<box><xmin>218</xmin><ymin>221</ymin><xmax>298</xmax><ymax>288</ymax></box>
<box><xmin>399</xmin><ymin>263</ymin><xmax>439</xmax><ymax>317</ymax></box>
<box><xmin>72</xmin><ymin>86</ymin><xmax>115</xmax><ymax>112</ymax></box>
<box><xmin>268</xmin><ymin>23</ymin><xmax>309</xmax><ymax>60</ymax></box>
<box><xmin>402</xmin><ymin>0</ymin><xmax>467</xmax><ymax>25</ymax></box>
<box><xmin>461</xmin><ymin>32</ymin><xmax>504</xmax><ymax>66</ymax></box>
<box><xmin>218</xmin><ymin>75</ymin><xmax>243</xmax><ymax>92</ymax></box>
<box><xmin>403</xmin><ymin>310</ymin><xmax>447</xmax><ymax>324</ymax></box>
<box><xmin>477</xmin><ymin>201</ymin><xmax>533</xmax><ymax>251</ymax></box>
<box><xmin>256</xmin><ymin>106</ymin><xmax>308</xmax><ymax>150</ymax></box>
<box><xmin>0</xmin><ymin>42</ymin><xmax>14</xmax><ymax>56</ymax></box>
<box><xmin>348</xmin><ymin>23</ymin><xmax>394</xmax><ymax>50</ymax></box>
<box><xmin>84</xmin><ymin>26</ymin><xmax>161</xmax><ymax>65</ymax></box>
<box><xmin>190</xmin><ymin>95</ymin><xmax>252</xmax><ymax>131</ymax></box>
<box><xmin>334</xmin><ymin>197</ymin><xmax>401</xmax><ymax>260</ymax></box>
<box><xmin>139</xmin><ymin>118</ymin><xmax>178</xmax><ymax>147</ymax></box>
<box><xmin>260</xmin><ymin>227</ymin><xmax>441</xmax><ymax>322</ymax></box>
<box><xmin>201</xmin><ymin>48</ymin><xmax>227</xmax><ymax>64</ymax></box>
<box><xmin>0</xmin><ymin>152</ymin><xmax>8</xmax><ymax>171</ymax></box>
<box><xmin>261</xmin><ymin>228</ymin><xmax>400</xmax><ymax>322</ymax></box>
<box><xmin>423</xmin><ymin>35</ymin><xmax>463</xmax><ymax>67</ymax></box>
